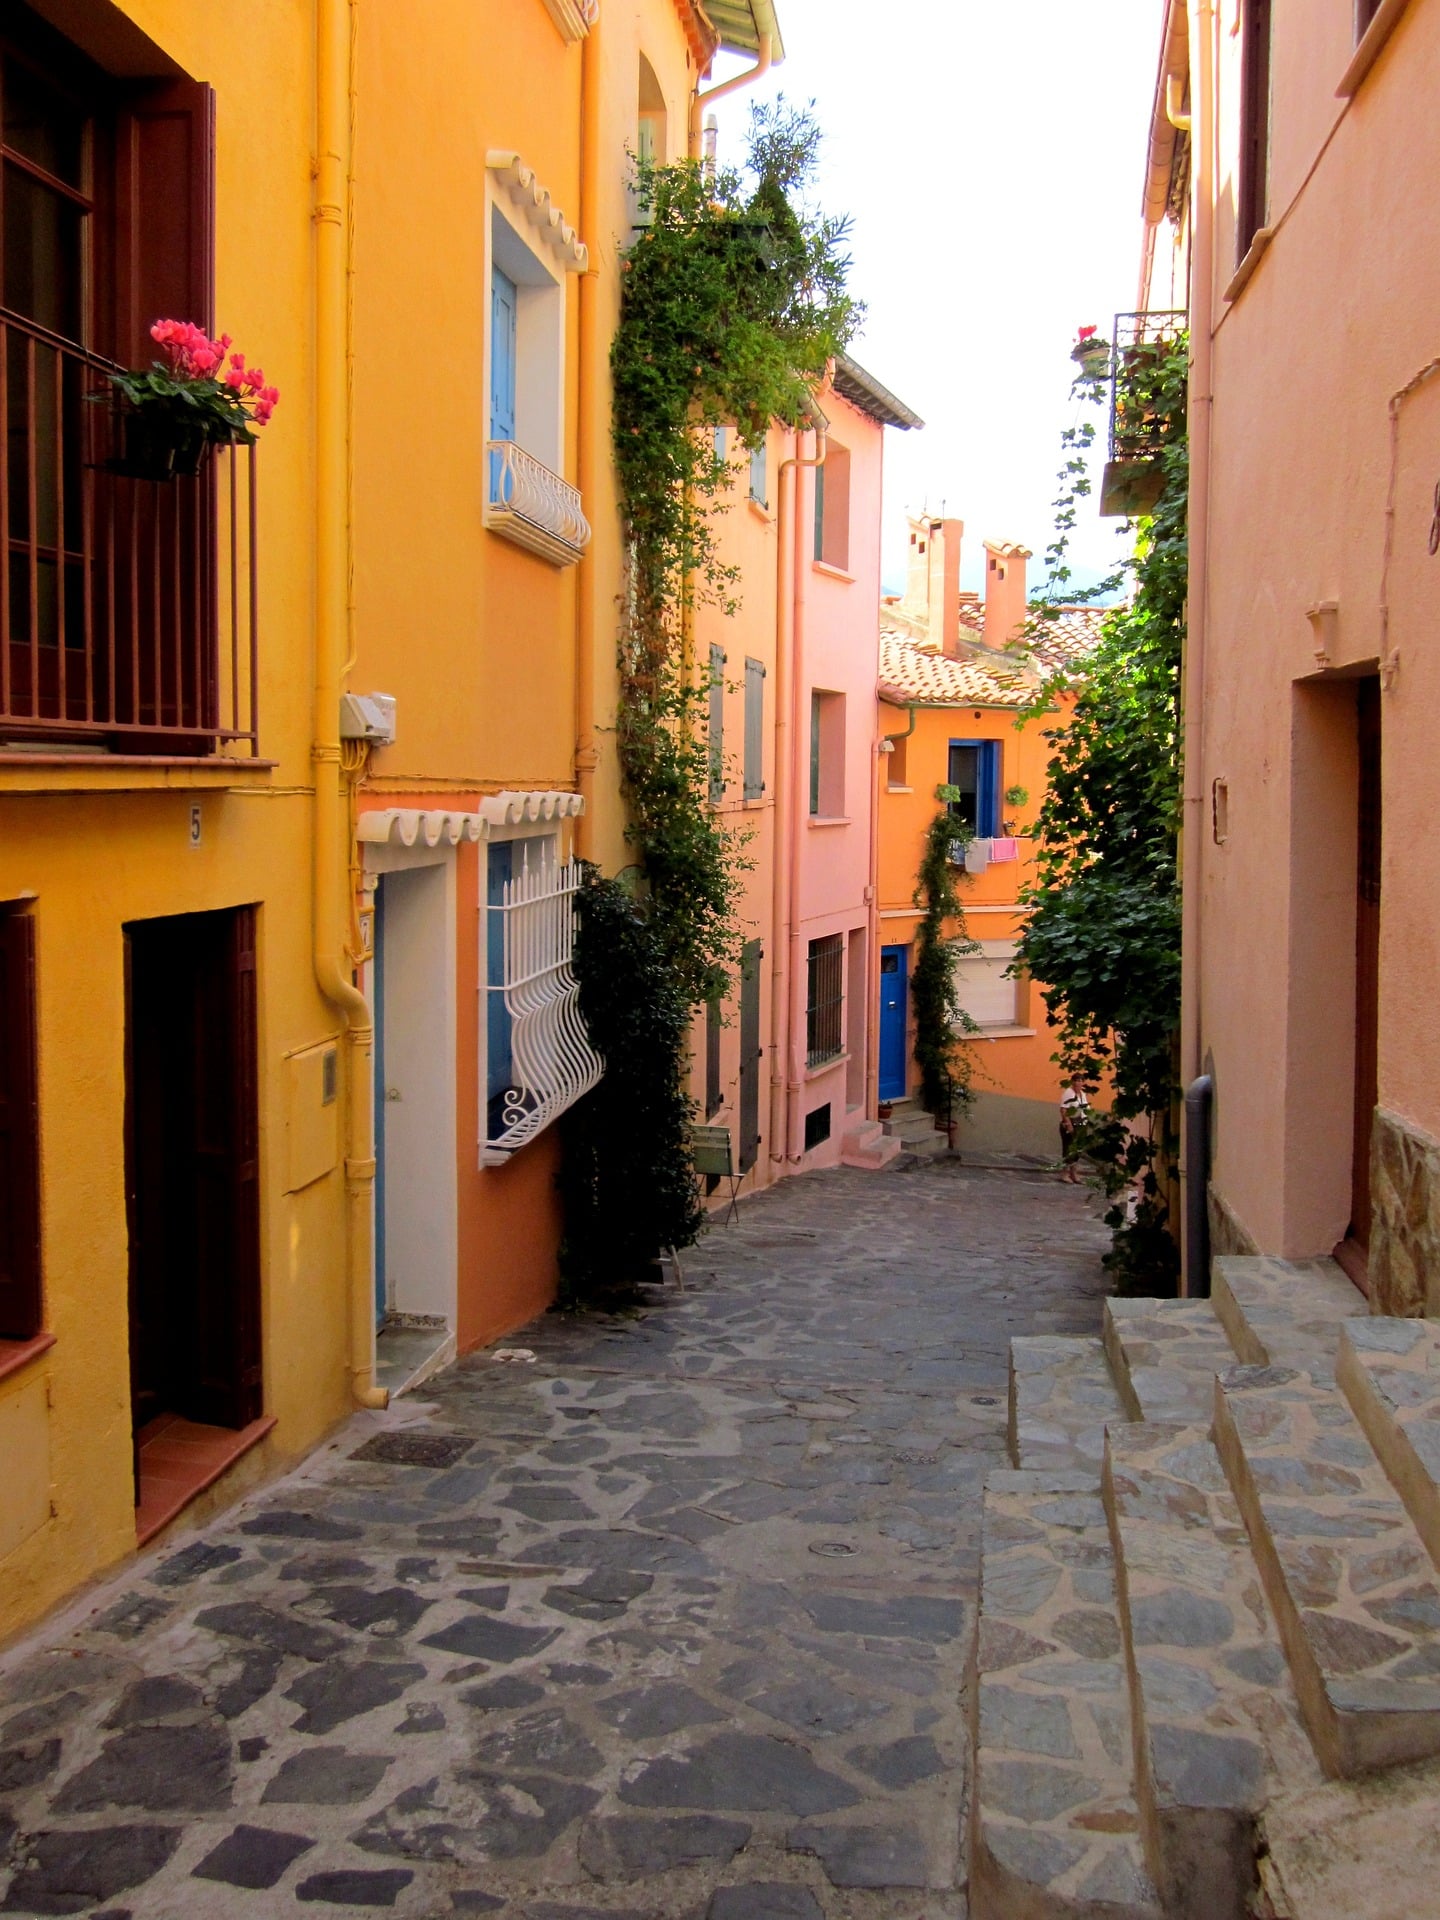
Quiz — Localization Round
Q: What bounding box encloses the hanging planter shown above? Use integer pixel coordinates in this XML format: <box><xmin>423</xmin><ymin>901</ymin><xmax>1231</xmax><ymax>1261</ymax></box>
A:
<box><xmin>1070</xmin><ymin>326</ymin><xmax>1110</xmax><ymax>386</ymax></box>
<box><xmin>97</xmin><ymin>319</ymin><xmax>279</xmax><ymax>483</ymax></box>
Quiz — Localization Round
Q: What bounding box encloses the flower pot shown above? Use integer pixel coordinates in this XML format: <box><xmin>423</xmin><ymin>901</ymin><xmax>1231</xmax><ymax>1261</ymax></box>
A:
<box><xmin>1071</xmin><ymin>346</ymin><xmax>1110</xmax><ymax>384</ymax></box>
<box><xmin>109</xmin><ymin>408</ymin><xmax>210</xmax><ymax>482</ymax></box>
<box><xmin>877</xmin><ymin>1102</ymin><xmax>893</xmax><ymax>1121</ymax></box>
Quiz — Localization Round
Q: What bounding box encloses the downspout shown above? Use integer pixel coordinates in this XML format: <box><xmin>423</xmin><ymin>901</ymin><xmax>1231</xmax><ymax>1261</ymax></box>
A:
<box><xmin>1179</xmin><ymin>0</ymin><xmax>1216</xmax><ymax>1294</ymax></box>
<box><xmin>868</xmin><ymin>703</ymin><xmax>919</xmax><ymax>1114</ymax></box>
<box><xmin>688</xmin><ymin>34</ymin><xmax>773</xmax><ymax>158</ymax></box>
<box><xmin>767</xmin><ymin>427</ymin><xmax>797</xmax><ymax>1168</ymax></box>
<box><xmin>574</xmin><ymin>19</ymin><xmax>602</xmax><ymax>857</ymax></box>
<box><xmin>315</xmin><ymin>0</ymin><xmax>386</xmax><ymax>1408</ymax></box>
<box><xmin>785</xmin><ymin>409</ymin><xmax>828</xmax><ymax>1166</ymax></box>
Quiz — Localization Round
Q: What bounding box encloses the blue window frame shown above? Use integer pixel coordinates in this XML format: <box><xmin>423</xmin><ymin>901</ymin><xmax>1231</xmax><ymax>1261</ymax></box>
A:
<box><xmin>489</xmin><ymin>266</ymin><xmax>518</xmax><ymax>504</ymax></box>
<box><xmin>948</xmin><ymin>739</ymin><xmax>1001</xmax><ymax>837</ymax></box>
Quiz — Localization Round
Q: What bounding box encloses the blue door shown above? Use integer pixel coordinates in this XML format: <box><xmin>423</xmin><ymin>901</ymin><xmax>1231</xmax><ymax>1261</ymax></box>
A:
<box><xmin>878</xmin><ymin>945</ymin><xmax>909</xmax><ymax>1102</ymax></box>
<box><xmin>489</xmin><ymin>267</ymin><xmax>517</xmax><ymax>504</ymax></box>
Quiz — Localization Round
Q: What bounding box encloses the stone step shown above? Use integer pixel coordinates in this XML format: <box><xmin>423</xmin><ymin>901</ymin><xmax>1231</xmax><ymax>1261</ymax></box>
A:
<box><xmin>1336</xmin><ymin>1317</ymin><xmax>1440</xmax><ymax>1574</ymax></box>
<box><xmin>840</xmin><ymin>1128</ymin><xmax>903</xmax><ymax>1171</ymax></box>
<box><xmin>1009</xmin><ymin>1335</ymin><xmax>1128</xmax><ymax>1474</ymax></box>
<box><xmin>1103</xmin><ymin>1298</ymin><xmax>1239</xmax><ymax>1425</ymax></box>
<box><xmin>1210</xmin><ymin>1255</ymin><xmax>1364</xmax><ymax>1375</ymax></box>
<box><xmin>969</xmin><ymin>1467</ymin><xmax>1162</xmax><ymax>1920</ymax></box>
<box><xmin>1103</xmin><ymin>1422</ymin><xmax>1315</xmax><ymax>1920</ymax></box>
<box><xmin>1213</xmin><ymin>1362</ymin><xmax>1440</xmax><ymax>1777</ymax></box>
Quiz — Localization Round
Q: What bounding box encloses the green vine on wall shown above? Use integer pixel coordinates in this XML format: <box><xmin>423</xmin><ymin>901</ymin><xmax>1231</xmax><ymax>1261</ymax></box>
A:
<box><xmin>911</xmin><ymin>789</ymin><xmax>981</xmax><ymax>1125</ymax></box>
<box><xmin>1016</xmin><ymin>332</ymin><xmax>1189</xmax><ymax>1293</ymax></box>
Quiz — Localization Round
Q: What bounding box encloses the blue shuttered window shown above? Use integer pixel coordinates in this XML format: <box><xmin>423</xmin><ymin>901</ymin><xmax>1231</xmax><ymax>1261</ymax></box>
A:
<box><xmin>743</xmin><ymin>657</ymin><xmax>765</xmax><ymax>801</ymax></box>
<box><xmin>489</xmin><ymin>266</ymin><xmax>518</xmax><ymax>503</ymax></box>
<box><xmin>947</xmin><ymin>739</ymin><xmax>1001</xmax><ymax>837</ymax></box>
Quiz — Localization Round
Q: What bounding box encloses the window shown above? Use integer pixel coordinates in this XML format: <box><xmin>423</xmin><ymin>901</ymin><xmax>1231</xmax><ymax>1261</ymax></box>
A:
<box><xmin>743</xmin><ymin>656</ymin><xmax>765</xmax><ymax>801</ymax></box>
<box><xmin>1355</xmin><ymin>0</ymin><xmax>1383</xmax><ymax>34</ymax></box>
<box><xmin>804</xmin><ymin>1103</ymin><xmax>832</xmax><ymax>1152</ymax></box>
<box><xmin>954</xmin><ymin>940</ymin><xmax>1021</xmax><ymax>1031</ymax></box>
<box><xmin>483</xmin><ymin>835</ymin><xmax>601</xmax><ymax>1154</ymax></box>
<box><xmin>806</xmin><ymin>933</ymin><xmax>844</xmax><ymax>1067</ymax></box>
<box><xmin>713</xmin><ymin>425</ymin><xmax>727</xmax><ymax>462</ymax></box>
<box><xmin>0</xmin><ymin>909</ymin><xmax>41</xmax><ymax>1341</ymax></box>
<box><xmin>813</xmin><ymin>444</ymin><xmax>851</xmax><ymax>569</ymax></box>
<box><xmin>705</xmin><ymin>993</ymin><xmax>722</xmax><ymax>1118</ymax></box>
<box><xmin>749</xmin><ymin>437</ymin><xmax>768</xmax><ymax>508</ymax></box>
<box><xmin>489</xmin><ymin>203</ymin><xmax>562</xmax><ymax>474</ymax></box>
<box><xmin>1237</xmin><ymin>0</ymin><xmax>1272</xmax><ymax>260</ymax></box>
<box><xmin>809</xmin><ymin>689</ymin><xmax>846</xmax><ymax>817</ymax></box>
<box><xmin>887</xmin><ymin>730</ymin><xmax>909</xmax><ymax>788</ymax></box>
<box><xmin>948</xmin><ymin>740</ymin><xmax>1001</xmax><ymax>837</ymax></box>
<box><xmin>708</xmin><ymin>643</ymin><xmax>725</xmax><ymax>805</ymax></box>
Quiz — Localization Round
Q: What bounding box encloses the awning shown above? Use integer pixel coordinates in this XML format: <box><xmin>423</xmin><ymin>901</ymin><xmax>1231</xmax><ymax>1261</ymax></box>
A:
<box><xmin>486</xmin><ymin>153</ymin><xmax>588</xmax><ymax>273</ymax></box>
<box><xmin>705</xmin><ymin>0</ymin><xmax>786</xmax><ymax>63</ymax></box>
<box><xmin>358</xmin><ymin>792</ymin><xmax>585</xmax><ymax>849</ymax></box>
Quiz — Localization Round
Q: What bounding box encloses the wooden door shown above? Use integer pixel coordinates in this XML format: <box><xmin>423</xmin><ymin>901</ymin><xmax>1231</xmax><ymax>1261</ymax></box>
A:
<box><xmin>879</xmin><ymin>944</ymin><xmax>909</xmax><ymax>1104</ymax></box>
<box><xmin>738</xmin><ymin>939</ymin><xmax>762</xmax><ymax>1173</ymax></box>
<box><xmin>0</xmin><ymin>911</ymin><xmax>42</xmax><ymax>1342</ymax></box>
<box><xmin>1349</xmin><ymin>677</ymin><xmax>1381</xmax><ymax>1253</ymax></box>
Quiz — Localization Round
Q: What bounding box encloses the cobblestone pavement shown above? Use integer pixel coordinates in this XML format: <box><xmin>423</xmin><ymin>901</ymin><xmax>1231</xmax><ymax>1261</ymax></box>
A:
<box><xmin>0</xmin><ymin>1160</ymin><xmax>1108</xmax><ymax>1920</ymax></box>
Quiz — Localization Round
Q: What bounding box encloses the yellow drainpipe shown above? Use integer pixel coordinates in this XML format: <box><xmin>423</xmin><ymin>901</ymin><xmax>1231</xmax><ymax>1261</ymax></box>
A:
<box><xmin>688</xmin><ymin>33</ymin><xmax>773</xmax><ymax>158</ymax></box>
<box><xmin>315</xmin><ymin>0</ymin><xmax>386</xmax><ymax>1408</ymax></box>
<box><xmin>574</xmin><ymin>19</ymin><xmax>602</xmax><ymax>857</ymax></box>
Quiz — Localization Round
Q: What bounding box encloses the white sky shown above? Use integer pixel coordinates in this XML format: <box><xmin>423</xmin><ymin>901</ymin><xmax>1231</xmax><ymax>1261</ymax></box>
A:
<box><xmin>707</xmin><ymin>0</ymin><xmax>1165</xmax><ymax>598</ymax></box>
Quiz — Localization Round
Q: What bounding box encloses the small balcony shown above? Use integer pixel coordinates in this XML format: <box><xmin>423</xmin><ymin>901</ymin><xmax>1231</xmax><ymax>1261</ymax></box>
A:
<box><xmin>484</xmin><ymin>440</ymin><xmax>591</xmax><ymax>568</ymax></box>
<box><xmin>1098</xmin><ymin>309</ymin><xmax>1187</xmax><ymax>518</ymax></box>
<box><xmin>1</xmin><ymin>308</ymin><xmax>259</xmax><ymax>761</ymax></box>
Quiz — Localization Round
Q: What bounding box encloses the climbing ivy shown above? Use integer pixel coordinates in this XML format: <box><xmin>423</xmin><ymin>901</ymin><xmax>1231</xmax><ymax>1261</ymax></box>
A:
<box><xmin>911</xmin><ymin>789</ymin><xmax>981</xmax><ymax>1126</ymax></box>
<box><xmin>611</xmin><ymin>100</ymin><xmax>859</xmax><ymax>1000</ymax></box>
<box><xmin>1016</xmin><ymin>332</ymin><xmax>1189</xmax><ymax>1292</ymax></box>
<box><xmin>558</xmin><ymin>106</ymin><xmax>857</xmax><ymax>1299</ymax></box>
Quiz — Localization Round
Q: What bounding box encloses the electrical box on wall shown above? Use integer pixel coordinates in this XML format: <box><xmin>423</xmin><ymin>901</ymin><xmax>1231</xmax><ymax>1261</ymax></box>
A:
<box><xmin>284</xmin><ymin>1039</ymin><xmax>341</xmax><ymax>1193</ymax></box>
<box><xmin>339</xmin><ymin>691</ymin><xmax>397</xmax><ymax>746</ymax></box>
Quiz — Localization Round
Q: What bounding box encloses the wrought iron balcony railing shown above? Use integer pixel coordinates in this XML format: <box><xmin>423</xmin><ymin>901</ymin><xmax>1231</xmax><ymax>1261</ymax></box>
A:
<box><xmin>1099</xmin><ymin>309</ymin><xmax>1187</xmax><ymax>518</ymax></box>
<box><xmin>1</xmin><ymin>307</ymin><xmax>259</xmax><ymax>757</ymax></box>
<box><xmin>485</xmin><ymin>440</ymin><xmax>591</xmax><ymax>567</ymax></box>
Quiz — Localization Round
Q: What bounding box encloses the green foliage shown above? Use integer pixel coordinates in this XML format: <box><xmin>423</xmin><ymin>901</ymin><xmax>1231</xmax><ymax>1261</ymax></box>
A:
<box><xmin>101</xmin><ymin>365</ymin><xmax>259</xmax><ymax>450</ymax></box>
<box><xmin>1017</xmin><ymin>333</ymin><xmax>1189</xmax><ymax>1292</ymax></box>
<box><xmin>559</xmin><ymin>873</ymin><xmax>703</xmax><ymax>1298</ymax></box>
<box><xmin>611</xmin><ymin>99</ymin><xmax>859</xmax><ymax>1001</ymax></box>
<box><xmin>911</xmin><ymin>789</ymin><xmax>981</xmax><ymax>1121</ymax></box>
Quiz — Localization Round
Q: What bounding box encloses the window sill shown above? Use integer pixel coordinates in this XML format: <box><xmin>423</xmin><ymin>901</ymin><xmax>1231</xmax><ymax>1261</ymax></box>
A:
<box><xmin>807</xmin><ymin>815</ymin><xmax>850</xmax><ymax>828</ymax></box>
<box><xmin>0</xmin><ymin>755</ymin><xmax>275</xmax><ymax>794</ymax></box>
<box><xmin>747</xmin><ymin>497</ymin><xmax>772</xmax><ymax>522</ymax></box>
<box><xmin>805</xmin><ymin>1051</ymin><xmax>848</xmax><ymax>1080</ymax></box>
<box><xmin>742</xmin><ymin>793</ymin><xmax>769</xmax><ymax>809</ymax></box>
<box><xmin>1223</xmin><ymin>226</ymin><xmax>1275</xmax><ymax>305</ymax></box>
<box><xmin>0</xmin><ymin>1330</ymin><xmax>55</xmax><ymax>1387</ymax></box>
<box><xmin>1337</xmin><ymin>0</ymin><xmax>1411</xmax><ymax>95</ymax></box>
<box><xmin>811</xmin><ymin>559</ymin><xmax>855</xmax><ymax>584</ymax></box>
<box><xmin>886</xmin><ymin>783</ymin><xmax>913</xmax><ymax>794</ymax></box>
<box><xmin>972</xmin><ymin>1024</ymin><xmax>1037</xmax><ymax>1041</ymax></box>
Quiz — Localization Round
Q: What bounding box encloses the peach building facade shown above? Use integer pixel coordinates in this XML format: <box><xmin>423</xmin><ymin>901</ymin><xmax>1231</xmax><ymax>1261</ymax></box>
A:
<box><xmin>875</xmin><ymin>517</ymin><xmax>1102</xmax><ymax>1157</ymax></box>
<box><xmin>1139</xmin><ymin>0</ymin><xmax>1440</xmax><ymax>1302</ymax></box>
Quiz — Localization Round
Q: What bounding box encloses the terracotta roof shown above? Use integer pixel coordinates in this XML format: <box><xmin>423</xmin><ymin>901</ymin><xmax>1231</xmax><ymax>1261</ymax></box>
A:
<box><xmin>878</xmin><ymin>629</ymin><xmax>1034</xmax><ymax>710</ymax></box>
<box><xmin>1023</xmin><ymin>605</ymin><xmax>1109</xmax><ymax>675</ymax></box>
<box><xmin>832</xmin><ymin>355</ymin><xmax>923</xmax><ymax>430</ymax></box>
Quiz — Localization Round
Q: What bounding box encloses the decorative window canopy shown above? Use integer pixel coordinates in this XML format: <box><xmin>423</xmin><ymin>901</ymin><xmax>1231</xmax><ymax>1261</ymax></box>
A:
<box><xmin>540</xmin><ymin>0</ymin><xmax>600</xmax><ymax>40</ymax></box>
<box><xmin>358</xmin><ymin>792</ymin><xmax>585</xmax><ymax>850</ymax></box>
<box><xmin>486</xmin><ymin>152</ymin><xmax>588</xmax><ymax>273</ymax></box>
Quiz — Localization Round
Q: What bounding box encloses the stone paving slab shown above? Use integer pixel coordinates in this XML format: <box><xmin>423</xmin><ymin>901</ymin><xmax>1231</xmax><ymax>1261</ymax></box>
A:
<box><xmin>1102</xmin><ymin>1302</ymin><xmax>1238</xmax><ymax>1427</ymax></box>
<box><xmin>1008</xmin><ymin>1339</ymin><xmax>1125</xmax><ymax>1475</ymax></box>
<box><xmin>1210</xmin><ymin>1258</ymin><xmax>1363</xmax><ymax>1377</ymax></box>
<box><xmin>1103</xmin><ymin>1421</ymin><xmax>1315</xmax><ymax>1920</ymax></box>
<box><xmin>1213</xmin><ymin>1363</ymin><xmax>1440</xmax><ymax>1778</ymax></box>
<box><xmin>968</xmin><ymin>1467</ymin><xmax>1160</xmax><ymax>1920</ymax></box>
<box><xmin>0</xmin><ymin>1162</ymin><xmax>1109</xmax><ymax>1919</ymax></box>
<box><xmin>1337</xmin><ymin>1317</ymin><xmax>1440</xmax><ymax>1572</ymax></box>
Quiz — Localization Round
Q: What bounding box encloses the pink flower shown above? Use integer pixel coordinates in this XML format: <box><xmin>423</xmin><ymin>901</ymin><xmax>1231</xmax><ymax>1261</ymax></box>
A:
<box><xmin>1076</xmin><ymin>324</ymin><xmax>1098</xmax><ymax>342</ymax></box>
<box><xmin>224</xmin><ymin>365</ymin><xmax>246</xmax><ymax>389</ymax></box>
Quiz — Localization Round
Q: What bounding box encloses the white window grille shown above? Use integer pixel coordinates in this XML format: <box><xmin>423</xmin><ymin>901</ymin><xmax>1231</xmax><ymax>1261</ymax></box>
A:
<box><xmin>484</xmin><ymin>843</ymin><xmax>602</xmax><ymax>1155</ymax></box>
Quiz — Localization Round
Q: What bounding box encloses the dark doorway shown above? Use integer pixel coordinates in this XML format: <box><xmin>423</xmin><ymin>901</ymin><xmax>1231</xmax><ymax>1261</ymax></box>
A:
<box><xmin>125</xmin><ymin>906</ymin><xmax>261</xmax><ymax>1456</ymax></box>
<box><xmin>1345</xmin><ymin>677</ymin><xmax>1381</xmax><ymax>1275</ymax></box>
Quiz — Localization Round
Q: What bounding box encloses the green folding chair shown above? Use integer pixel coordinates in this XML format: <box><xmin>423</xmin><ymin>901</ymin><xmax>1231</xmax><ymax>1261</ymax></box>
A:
<box><xmin>692</xmin><ymin>1123</ymin><xmax>741</xmax><ymax>1225</ymax></box>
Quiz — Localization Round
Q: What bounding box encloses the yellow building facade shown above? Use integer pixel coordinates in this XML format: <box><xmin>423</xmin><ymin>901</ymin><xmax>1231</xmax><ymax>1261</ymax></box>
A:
<box><xmin>0</xmin><ymin>0</ymin><xmax>778</xmax><ymax>1645</ymax></box>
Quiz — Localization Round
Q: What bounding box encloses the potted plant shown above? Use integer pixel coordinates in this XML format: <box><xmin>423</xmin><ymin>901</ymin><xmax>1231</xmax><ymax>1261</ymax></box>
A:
<box><xmin>100</xmin><ymin>320</ymin><xmax>279</xmax><ymax>481</ymax></box>
<box><xmin>1003</xmin><ymin>783</ymin><xmax>1030</xmax><ymax>835</ymax></box>
<box><xmin>1070</xmin><ymin>324</ymin><xmax>1110</xmax><ymax>386</ymax></box>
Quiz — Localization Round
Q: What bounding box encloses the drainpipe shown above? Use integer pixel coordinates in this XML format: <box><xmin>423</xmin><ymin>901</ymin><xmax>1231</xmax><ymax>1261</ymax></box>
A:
<box><xmin>315</xmin><ymin>0</ymin><xmax>386</xmax><ymax>1409</ymax></box>
<box><xmin>785</xmin><ymin>407</ymin><xmax>828</xmax><ymax>1167</ymax></box>
<box><xmin>574</xmin><ymin>20</ymin><xmax>602</xmax><ymax>858</ymax></box>
<box><xmin>688</xmin><ymin>34</ymin><xmax>773</xmax><ymax>158</ymax></box>
<box><xmin>1179</xmin><ymin>0</ymin><xmax>1216</xmax><ymax>1295</ymax></box>
<box><xmin>868</xmin><ymin>704</ymin><xmax>919</xmax><ymax>1114</ymax></box>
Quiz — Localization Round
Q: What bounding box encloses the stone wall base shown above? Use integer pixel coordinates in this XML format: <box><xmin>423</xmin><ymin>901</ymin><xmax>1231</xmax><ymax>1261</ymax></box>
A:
<box><xmin>1207</xmin><ymin>1183</ymin><xmax>1259</xmax><ymax>1259</ymax></box>
<box><xmin>1370</xmin><ymin>1107</ymin><xmax>1440</xmax><ymax>1317</ymax></box>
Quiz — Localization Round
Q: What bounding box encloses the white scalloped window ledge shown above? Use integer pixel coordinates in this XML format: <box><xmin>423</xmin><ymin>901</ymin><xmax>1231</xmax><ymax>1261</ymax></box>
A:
<box><xmin>541</xmin><ymin>0</ymin><xmax>599</xmax><ymax>41</ymax></box>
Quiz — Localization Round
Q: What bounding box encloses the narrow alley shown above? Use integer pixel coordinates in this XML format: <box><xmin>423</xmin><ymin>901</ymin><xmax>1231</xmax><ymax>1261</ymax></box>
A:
<box><xmin>0</xmin><ymin>1163</ymin><xmax>1106</xmax><ymax>1919</ymax></box>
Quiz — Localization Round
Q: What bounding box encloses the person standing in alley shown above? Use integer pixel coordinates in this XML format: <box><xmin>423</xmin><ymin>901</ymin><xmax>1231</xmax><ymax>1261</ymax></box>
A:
<box><xmin>1059</xmin><ymin>1074</ymin><xmax>1090</xmax><ymax>1182</ymax></box>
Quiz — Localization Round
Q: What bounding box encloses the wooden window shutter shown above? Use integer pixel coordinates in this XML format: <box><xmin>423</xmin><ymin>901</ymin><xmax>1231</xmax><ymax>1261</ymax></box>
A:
<box><xmin>1237</xmin><ymin>0</ymin><xmax>1272</xmax><ymax>263</ymax></box>
<box><xmin>708</xmin><ymin>644</ymin><xmax>725</xmax><ymax>805</ymax></box>
<box><xmin>743</xmin><ymin>656</ymin><xmax>765</xmax><ymax>801</ymax></box>
<box><xmin>112</xmin><ymin>77</ymin><xmax>216</xmax><ymax>362</ymax></box>
<box><xmin>0</xmin><ymin>914</ymin><xmax>43</xmax><ymax>1342</ymax></box>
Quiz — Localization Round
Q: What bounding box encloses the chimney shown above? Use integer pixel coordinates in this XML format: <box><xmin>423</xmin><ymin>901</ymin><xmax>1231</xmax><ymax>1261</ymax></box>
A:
<box><xmin>983</xmin><ymin>540</ymin><xmax>1031</xmax><ymax>649</ymax></box>
<box><xmin>899</xmin><ymin>514</ymin><xmax>963</xmax><ymax>653</ymax></box>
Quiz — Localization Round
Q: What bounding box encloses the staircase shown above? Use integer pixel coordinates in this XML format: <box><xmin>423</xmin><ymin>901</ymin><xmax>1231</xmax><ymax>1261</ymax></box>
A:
<box><xmin>880</xmin><ymin>1096</ymin><xmax>949</xmax><ymax>1159</ymax></box>
<box><xmin>971</xmin><ymin>1255</ymin><xmax>1440</xmax><ymax>1919</ymax></box>
<box><xmin>839</xmin><ymin>1113</ymin><xmax>903</xmax><ymax>1170</ymax></box>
